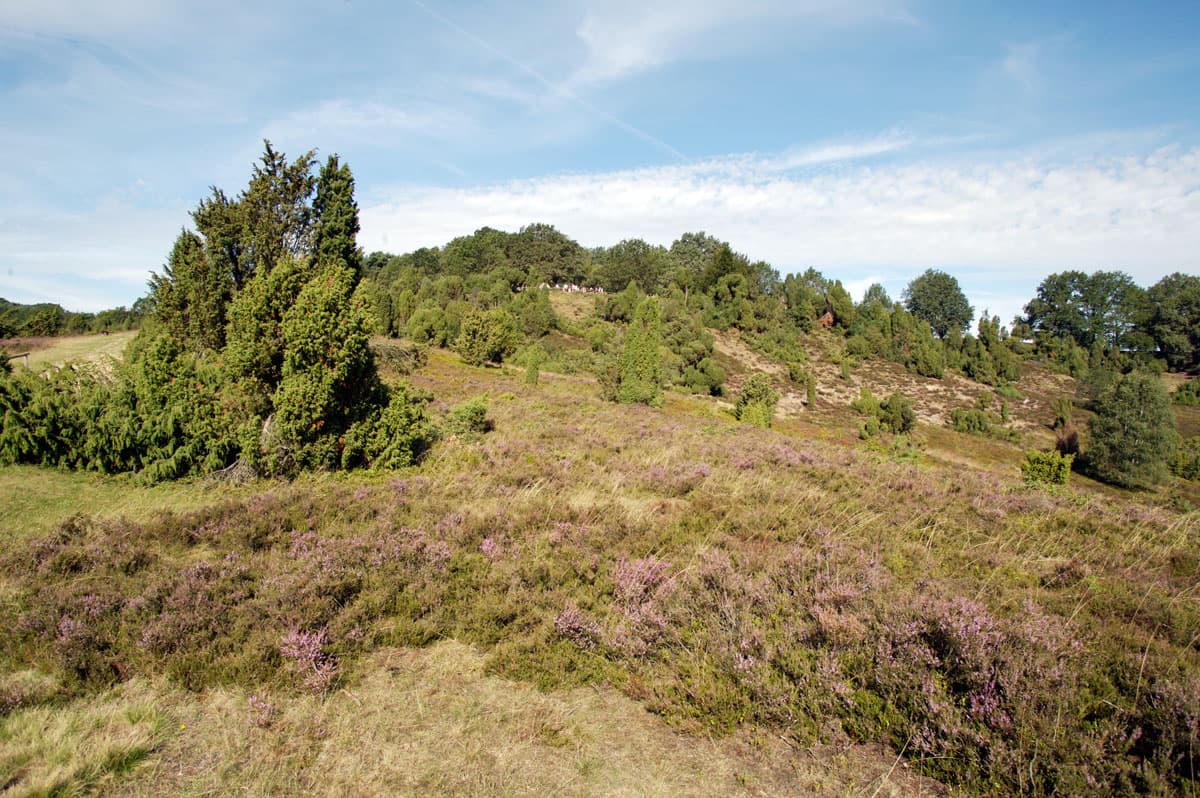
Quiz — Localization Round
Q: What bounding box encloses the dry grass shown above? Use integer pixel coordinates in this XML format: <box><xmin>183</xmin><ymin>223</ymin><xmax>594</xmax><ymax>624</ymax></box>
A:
<box><xmin>0</xmin><ymin>679</ymin><xmax>167</xmax><ymax>796</ymax></box>
<box><xmin>102</xmin><ymin>642</ymin><xmax>943</xmax><ymax>798</ymax></box>
<box><xmin>547</xmin><ymin>291</ymin><xmax>600</xmax><ymax>324</ymax></box>
<box><xmin>7</xmin><ymin>331</ymin><xmax>136</xmax><ymax>371</ymax></box>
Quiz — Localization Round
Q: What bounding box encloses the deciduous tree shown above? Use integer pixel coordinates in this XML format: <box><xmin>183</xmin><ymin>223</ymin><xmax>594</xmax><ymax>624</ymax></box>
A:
<box><xmin>903</xmin><ymin>269</ymin><xmax>973</xmax><ymax>339</ymax></box>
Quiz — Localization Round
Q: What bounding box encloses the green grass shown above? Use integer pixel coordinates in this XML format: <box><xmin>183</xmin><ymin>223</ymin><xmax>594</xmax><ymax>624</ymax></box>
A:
<box><xmin>0</xmin><ymin>467</ymin><xmax>224</xmax><ymax>546</ymax></box>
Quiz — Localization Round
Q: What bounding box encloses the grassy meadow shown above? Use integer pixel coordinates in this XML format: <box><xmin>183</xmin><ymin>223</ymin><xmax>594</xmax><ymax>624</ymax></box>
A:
<box><xmin>0</xmin><ymin>318</ymin><xmax>1197</xmax><ymax>796</ymax></box>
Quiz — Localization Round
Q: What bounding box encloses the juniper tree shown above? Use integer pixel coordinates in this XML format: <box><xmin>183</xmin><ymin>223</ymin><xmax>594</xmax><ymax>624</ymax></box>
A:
<box><xmin>735</xmin><ymin>373</ymin><xmax>779</xmax><ymax>427</ymax></box>
<box><xmin>617</xmin><ymin>296</ymin><xmax>662</xmax><ymax>405</ymax></box>
<box><xmin>312</xmin><ymin>154</ymin><xmax>362</xmax><ymax>277</ymax></box>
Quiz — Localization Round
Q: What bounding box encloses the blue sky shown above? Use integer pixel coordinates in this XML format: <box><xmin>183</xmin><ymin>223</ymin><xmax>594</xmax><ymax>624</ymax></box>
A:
<box><xmin>1</xmin><ymin>0</ymin><xmax>1198</xmax><ymax>327</ymax></box>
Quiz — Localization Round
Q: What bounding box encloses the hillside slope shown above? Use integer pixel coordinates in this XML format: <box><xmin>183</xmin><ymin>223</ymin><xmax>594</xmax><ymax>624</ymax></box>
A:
<box><xmin>0</xmin><ymin>324</ymin><xmax>1197</xmax><ymax>796</ymax></box>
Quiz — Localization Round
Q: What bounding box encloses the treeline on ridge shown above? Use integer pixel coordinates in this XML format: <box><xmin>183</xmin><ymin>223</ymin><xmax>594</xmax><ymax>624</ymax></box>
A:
<box><xmin>0</xmin><ymin>298</ymin><xmax>143</xmax><ymax>339</ymax></box>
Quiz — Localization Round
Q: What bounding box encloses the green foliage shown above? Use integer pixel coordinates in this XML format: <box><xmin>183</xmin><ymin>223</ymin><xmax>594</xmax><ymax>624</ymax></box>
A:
<box><xmin>457</xmin><ymin>308</ymin><xmax>520</xmax><ymax>367</ymax></box>
<box><xmin>1052</xmin><ymin>396</ymin><xmax>1073</xmax><ymax>429</ymax></box>
<box><xmin>0</xmin><ymin>299</ymin><xmax>142</xmax><ymax>338</ymax></box>
<box><xmin>660</xmin><ymin>297</ymin><xmax>723</xmax><ymax>395</ymax></box>
<box><xmin>616</xmin><ymin>297</ymin><xmax>662</xmax><ymax>406</ymax></box>
<box><xmin>1021</xmin><ymin>450</ymin><xmax>1074</xmax><ymax>485</ymax></box>
<box><xmin>523</xmin><ymin>344</ymin><xmax>545</xmax><ymax>385</ymax></box>
<box><xmin>958</xmin><ymin>314</ymin><xmax>1021</xmax><ymax>386</ymax></box>
<box><xmin>667</xmin><ymin>231</ymin><xmax>722</xmax><ymax>298</ymax></box>
<box><xmin>269</xmin><ymin>265</ymin><xmax>384</xmax><ymax>471</ymax></box>
<box><xmin>311</xmin><ymin>154</ymin><xmax>361</xmax><ymax>275</ymax></box>
<box><xmin>240</xmin><ymin>142</ymin><xmax>318</xmax><ymax>282</ymax></box>
<box><xmin>951</xmin><ymin>407</ymin><xmax>993</xmax><ymax>436</ymax></box>
<box><xmin>509</xmin><ymin>288</ymin><xmax>557</xmax><ymax>338</ymax></box>
<box><xmin>1144</xmin><ymin>273</ymin><xmax>1200</xmax><ymax>372</ymax></box>
<box><xmin>1086</xmin><ymin>371</ymin><xmax>1180</xmax><ymax>489</ymax></box>
<box><xmin>224</xmin><ymin>255</ymin><xmax>310</xmax><ymax>393</ymax></box>
<box><xmin>509</xmin><ymin>223</ymin><xmax>587</xmax><ymax>286</ymax></box>
<box><xmin>347</xmin><ymin>384</ymin><xmax>436</xmax><ymax>469</ymax></box>
<box><xmin>1171</xmin><ymin>437</ymin><xmax>1200</xmax><ymax>480</ymax></box>
<box><xmin>598</xmin><ymin>239</ymin><xmax>669</xmax><ymax>294</ymax></box>
<box><xmin>597</xmin><ymin>281</ymin><xmax>640</xmax><ymax>323</ymax></box>
<box><xmin>881</xmin><ymin>393</ymin><xmax>916</xmax><ymax>435</ymax></box>
<box><xmin>146</xmin><ymin>230</ymin><xmax>229</xmax><ymax>352</ymax></box>
<box><xmin>851</xmin><ymin>388</ymin><xmax>914</xmax><ymax>436</ymax></box>
<box><xmin>903</xmin><ymin>269</ymin><xmax>973</xmax><ymax>339</ymax></box>
<box><xmin>1023</xmin><ymin>270</ymin><xmax>1145</xmax><ymax>353</ymax></box>
<box><xmin>446</xmin><ymin>395</ymin><xmax>492</xmax><ymax>436</ymax></box>
<box><xmin>734</xmin><ymin>373</ymin><xmax>779</xmax><ymax>428</ymax></box>
<box><xmin>0</xmin><ymin>335</ymin><xmax>239</xmax><ymax>480</ymax></box>
<box><xmin>907</xmin><ymin>319</ymin><xmax>945</xmax><ymax>378</ymax></box>
<box><xmin>1173</xmin><ymin>380</ymin><xmax>1200</xmax><ymax>406</ymax></box>
<box><xmin>406</xmin><ymin>304</ymin><xmax>454</xmax><ymax>346</ymax></box>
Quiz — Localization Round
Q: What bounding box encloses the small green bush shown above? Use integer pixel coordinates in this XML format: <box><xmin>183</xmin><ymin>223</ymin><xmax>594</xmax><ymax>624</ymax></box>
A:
<box><xmin>1174</xmin><ymin>380</ymin><xmax>1200</xmax><ymax>406</ymax></box>
<box><xmin>851</xmin><ymin>389</ymin><xmax>914</xmax><ymax>436</ymax></box>
<box><xmin>1052</xmin><ymin>395</ymin><xmax>1072</xmax><ymax>429</ymax></box>
<box><xmin>457</xmin><ymin>308</ymin><xmax>519</xmax><ymax>367</ymax></box>
<box><xmin>1171</xmin><ymin>437</ymin><xmax>1200</xmax><ymax>480</ymax></box>
<box><xmin>446</xmin><ymin>395</ymin><xmax>491</xmax><ymax>435</ymax></box>
<box><xmin>1022</xmin><ymin>450</ymin><xmax>1074</xmax><ymax>485</ymax></box>
<box><xmin>735</xmin><ymin>373</ymin><xmax>779</xmax><ymax>428</ymax></box>
<box><xmin>951</xmin><ymin>407</ymin><xmax>992</xmax><ymax>435</ymax></box>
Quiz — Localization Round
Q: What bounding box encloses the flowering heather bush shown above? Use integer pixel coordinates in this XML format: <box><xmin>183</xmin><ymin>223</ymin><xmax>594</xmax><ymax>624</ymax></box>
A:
<box><xmin>247</xmin><ymin>693</ymin><xmax>277</xmax><ymax>728</ymax></box>
<box><xmin>553</xmin><ymin>604</ymin><xmax>601</xmax><ymax>651</ymax></box>
<box><xmin>479</xmin><ymin>536</ymin><xmax>503</xmax><ymax>561</ymax></box>
<box><xmin>607</xmin><ymin>557</ymin><xmax>674</xmax><ymax>656</ymax></box>
<box><xmin>280</xmin><ymin>627</ymin><xmax>338</xmax><ymax>695</ymax></box>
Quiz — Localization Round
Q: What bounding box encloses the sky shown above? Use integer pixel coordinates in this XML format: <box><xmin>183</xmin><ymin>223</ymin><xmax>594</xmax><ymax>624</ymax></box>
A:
<box><xmin>1</xmin><ymin>0</ymin><xmax>1198</xmax><ymax>327</ymax></box>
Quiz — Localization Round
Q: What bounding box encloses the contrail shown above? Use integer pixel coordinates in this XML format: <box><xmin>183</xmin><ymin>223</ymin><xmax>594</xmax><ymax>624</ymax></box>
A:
<box><xmin>407</xmin><ymin>0</ymin><xmax>687</xmax><ymax>162</ymax></box>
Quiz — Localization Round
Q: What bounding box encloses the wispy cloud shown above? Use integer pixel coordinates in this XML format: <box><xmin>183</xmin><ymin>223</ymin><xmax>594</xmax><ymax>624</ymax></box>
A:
<box><xmin>0</xmin><ymin>196</ymin><xmax>187</xmax><ymax>310</ymax></box>
<box><xmin>567</xmin><ymin>0</ymin><xmax>915</xmax><ymax>87</ymax></box>
<box><xmin>263</xmin><ymin>99</ymin><xmax>469</xmax><ymax>145</ymax></box>
<box><xmin>407</xmin><ymin>0</ymin><xmax>687</xmax><ymax>161</ymax></box>
<box><xmin>770</xmin><ymin>132</ymin><xmax>914</xmax><ymax>169</ymax></box>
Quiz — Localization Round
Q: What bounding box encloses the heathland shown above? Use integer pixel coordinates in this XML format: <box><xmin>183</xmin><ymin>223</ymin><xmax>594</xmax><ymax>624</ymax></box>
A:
<box><xmin>1</xmin><ymin>144</ymin><xmax>1198</xmax><ymax>796</ymax></box>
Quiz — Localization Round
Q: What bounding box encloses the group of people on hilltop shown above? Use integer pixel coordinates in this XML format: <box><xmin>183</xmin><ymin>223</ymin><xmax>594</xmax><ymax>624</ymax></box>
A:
<box><xmin>531</xmin><ymin>283</ymin><xmax>606</xmax><ymax>294</ymax></box>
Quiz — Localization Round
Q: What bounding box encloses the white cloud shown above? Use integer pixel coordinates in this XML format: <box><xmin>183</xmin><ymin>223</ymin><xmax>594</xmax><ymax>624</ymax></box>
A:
<box><xmin>770</xmin><ymin>132</ymin><xmax>914</xmax><ymax>170</ymax></box>
<box><xmin>361</xmin><ymin>145</ymin><xmax>1200</xmax><ymax>326</ymax></box>
<box><xmin>567</xmin><ymin>0</ymin><xmax>914</xmax><ymax>87</ymax></box>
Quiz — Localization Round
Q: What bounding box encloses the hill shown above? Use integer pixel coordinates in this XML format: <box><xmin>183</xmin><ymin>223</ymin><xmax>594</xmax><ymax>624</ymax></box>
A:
<box><xmin>0</xmin><ymin>328</ymin><xmax>1196</xmax><ymax>796</ymax></box>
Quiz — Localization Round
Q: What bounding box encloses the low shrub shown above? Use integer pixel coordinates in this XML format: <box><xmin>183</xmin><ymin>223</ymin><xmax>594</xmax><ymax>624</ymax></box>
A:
<box><xmin>1174</xmin><ymin>380</ymin><xmax>1200</xmax><ymax>406</ymax></box>
<box><xmin>1022</xmin><ymin>449</ymin><xmax>1074</xmax><ymax>485</ymax></box>
<box><xmin>1171</xmin><ymin>437</ymin><xmax>1200</xmax><ymax>480</ymax></box>
<box><xmin>851</xmin><ymin>389</ymin><xmax>915</xmax><ymax>436</ymax></box>
<box><xmin>734</xmin><ymin>374</ymin><xmax>779</xmax><ymax>428</ymax></box>
<box><xmin>446</xmin><ymin>395</ymin><xmax>492</xmax><ymax>436</ymax></box>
